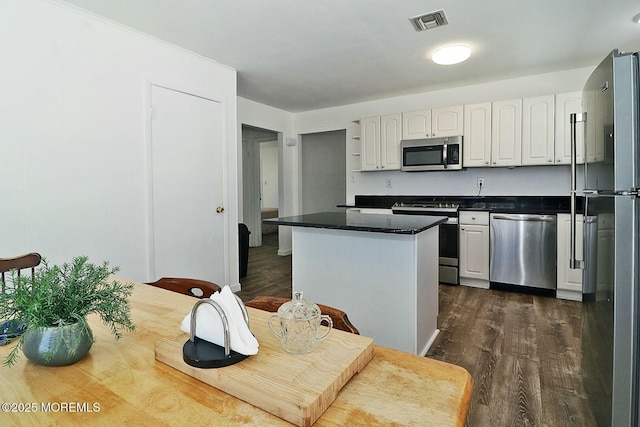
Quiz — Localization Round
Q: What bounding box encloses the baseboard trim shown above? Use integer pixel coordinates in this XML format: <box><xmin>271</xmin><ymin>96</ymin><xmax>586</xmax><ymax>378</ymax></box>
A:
<box><xmin>419</xmin><ymin>328</ymin><xmax>440</xmax><ymax>357</ymax></box>
<box><xmin>277</xmin><ymin>248</ymin><xmax>292</xmax><ymax>256</ymax></box>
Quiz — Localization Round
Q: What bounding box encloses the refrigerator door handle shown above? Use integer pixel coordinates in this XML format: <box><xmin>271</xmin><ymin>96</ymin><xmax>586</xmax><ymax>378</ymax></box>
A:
<box><xmin>569</xmin><ymin>112</ymin><xmax>586</xmax><ymax>193</ymax></box>
<box><xmin>570</xmin><ymin>193</ymin><xmax>585</xmax><ymax>269</ymax></box>
<box><xmin>570</xmin><ymin>112</ymin><xmax>586</xmax><ymax>270</ymax></box>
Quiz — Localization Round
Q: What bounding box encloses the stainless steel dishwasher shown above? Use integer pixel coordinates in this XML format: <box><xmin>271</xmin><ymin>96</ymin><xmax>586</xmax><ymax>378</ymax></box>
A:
<box><xmin>489</xmin><ymin>213</ymin><xmax>557</xmax><ymax>290</ymax></box>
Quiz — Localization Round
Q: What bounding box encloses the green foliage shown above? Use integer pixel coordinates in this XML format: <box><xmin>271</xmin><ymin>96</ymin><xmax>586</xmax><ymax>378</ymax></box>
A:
<box><xmin>1</xmin><ymin>256</ymin><xmax>136</xmax><ymax>366</ymax></box>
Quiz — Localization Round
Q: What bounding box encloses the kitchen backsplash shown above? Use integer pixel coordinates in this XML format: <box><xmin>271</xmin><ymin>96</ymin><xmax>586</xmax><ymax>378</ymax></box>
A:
<box><xmin>347</xmin><ymin>164</ymin><xmax>577</xmax><ymax>204</ymax></box>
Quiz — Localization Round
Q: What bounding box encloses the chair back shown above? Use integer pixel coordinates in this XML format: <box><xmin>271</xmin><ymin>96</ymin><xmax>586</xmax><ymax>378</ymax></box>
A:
<box><xmin>145</xmin><ymin>277</ymin><xmax>221</xmax><ymax>298</ymax></box>
<box><xmin>245</xmin><ymin>295</ymin><xmax>359</xmax><ymax>334</ymax></box>
<box><xmin>0</xmin><ymin>253</ymin><xmax>42</xmax><ymax>292</ymax></box>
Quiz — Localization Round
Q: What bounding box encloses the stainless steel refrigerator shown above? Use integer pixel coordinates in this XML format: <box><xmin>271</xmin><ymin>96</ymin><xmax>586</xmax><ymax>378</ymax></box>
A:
<box><xmin>570</xmin><ymin>49</ymin><xmax>640</xmax><ymax>426</ymax></box>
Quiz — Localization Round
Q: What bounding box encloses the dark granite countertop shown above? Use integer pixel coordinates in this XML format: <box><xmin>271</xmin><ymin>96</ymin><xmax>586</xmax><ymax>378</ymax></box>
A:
<box><xmin>338</xmin><ymin>195</ymin><xmax>585</xmax><ymax>215</ymax></box>
<box><xmin>263</xmin><ymin>211</ymin><xmax>447</xmax><ymax>235</ymax></box>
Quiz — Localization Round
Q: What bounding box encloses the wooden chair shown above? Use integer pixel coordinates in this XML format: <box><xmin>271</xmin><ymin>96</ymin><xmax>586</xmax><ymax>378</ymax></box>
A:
<box><xmin>244</xmin><ymin>295</ymin><xmax>360</xmax><ymax>334</ymax></box>
<box><xmin>145</xmin><ymin>277</ymin><xmax>222</xmax><ymax>299</ymax></box>
<box><xmin>0</xmin><ymin>252</ymin><xmax>42</xmax><ymax>292</ymax></box>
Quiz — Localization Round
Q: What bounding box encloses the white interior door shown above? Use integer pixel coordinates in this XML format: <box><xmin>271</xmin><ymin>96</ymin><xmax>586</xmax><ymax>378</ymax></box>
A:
<box><xmin>150</xmin><ymin>85</ymin><xmax>226</xmax><ymax>284</ymax></box>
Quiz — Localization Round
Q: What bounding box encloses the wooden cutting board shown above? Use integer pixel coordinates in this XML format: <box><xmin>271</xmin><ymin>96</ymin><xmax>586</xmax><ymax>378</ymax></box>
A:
<box><xmin>155</xmin><ymin>307</ymin><xmax>374</xmax><ymax>427</ymax></box>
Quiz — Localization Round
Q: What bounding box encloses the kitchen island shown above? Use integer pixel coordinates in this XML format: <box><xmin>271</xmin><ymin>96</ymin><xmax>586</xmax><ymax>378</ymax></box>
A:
<box><xmin>265</xmin><ymin>211</ymin><xmax>446</xmax><ymax>355</ymax></box>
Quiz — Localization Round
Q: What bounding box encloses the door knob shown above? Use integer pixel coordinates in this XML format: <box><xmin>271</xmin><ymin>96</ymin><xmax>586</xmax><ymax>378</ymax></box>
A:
<box><xmin>216</xmin><ymin>207</ymin><xmax>224</xmax><ymax>213</ymax></box>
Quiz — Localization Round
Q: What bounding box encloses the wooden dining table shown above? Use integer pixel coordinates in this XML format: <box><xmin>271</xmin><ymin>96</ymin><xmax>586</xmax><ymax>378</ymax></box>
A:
<box><xmin>0</xmin><ymin>279</ymin><xmax>472</xmax><ymax>426</ymax></box>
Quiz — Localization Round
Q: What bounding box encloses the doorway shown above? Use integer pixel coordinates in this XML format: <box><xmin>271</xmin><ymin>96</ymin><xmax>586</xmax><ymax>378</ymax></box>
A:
<box><xmin>241</xmin><ymin>125</ymin><xmax>280</xmax><ymax>248</ymax></box>
<box><xmin>300</xmin><ymin>130</ymin><xmax>347</xmax><ymax>213</ymax></box>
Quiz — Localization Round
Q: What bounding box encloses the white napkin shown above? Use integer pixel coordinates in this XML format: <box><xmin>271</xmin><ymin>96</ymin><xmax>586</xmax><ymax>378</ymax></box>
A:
<box><xmin>180</xmin><ymin>286</ymin><xmax>259</xmax><ymax>355</ymax></box>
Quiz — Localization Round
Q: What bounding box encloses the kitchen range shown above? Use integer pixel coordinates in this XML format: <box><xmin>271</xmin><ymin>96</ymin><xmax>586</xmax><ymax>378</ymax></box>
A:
<box><xmin>391</xmin><ymin>201</ymin><xmax>461</xmax><ymax>285</ymax></box>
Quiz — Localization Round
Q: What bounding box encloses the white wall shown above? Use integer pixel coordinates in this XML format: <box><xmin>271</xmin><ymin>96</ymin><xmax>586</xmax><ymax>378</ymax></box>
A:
<box><xmin>293</xmin><ymin>67</ymin><xmax>594</xmax><ymax>203</ymax></box>
<box><xmin>1</xmin><ymin>0</ymin><xmax>238</xmax><ymax>283</ymax></box>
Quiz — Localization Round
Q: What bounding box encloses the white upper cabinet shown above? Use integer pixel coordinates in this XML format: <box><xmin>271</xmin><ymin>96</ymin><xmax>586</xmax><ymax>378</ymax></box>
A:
<box><xmin>522</xmin><ymin>95</ymin><xmax>555</xmax><ymax>165</ymax></box>
<box><xmin>402</xmin><ymin>106</ymin><xmax>463</xmax><ymax>140</ymax></box>
<box><xmin>360</xmin><ymin>116</ymin><xmax>381</xmax><ymax>171</ymax></box>
<box><xmin>491</xmin><ymin>99</ymin><xmax>522</xmax><ymax>167</ymax></box>
<box><xmin>360</xmin><ymin>114</ymin><xmax>402</xmax><ymax>171</ymax></box>
<box><xmin>380</xmin><ymin>114</ymin><xmax>402</xmax><ymax>170</ymax></box>
<box><xmin>402</xmin><ymin>110</ymin><xmax>431</xmax><ymax>140</ymax></box>
<box><xmin>431</xmin><ymin>105</ymin><xmax>464</xmax><ymax>137</ymax></box>
<box><xmin>555</xmin><ymin>92</ymin><xmax>584</xmax><ymax>165</ymax></box>
<box><xmin>463</xmin><ymin>102</ymin><xmax>492</xmax><ymax>167</ymax></box>
<box><xmin>363</xmin><ymin>92</ymin><xmax>589</xmax><ymax>171</ymax></box>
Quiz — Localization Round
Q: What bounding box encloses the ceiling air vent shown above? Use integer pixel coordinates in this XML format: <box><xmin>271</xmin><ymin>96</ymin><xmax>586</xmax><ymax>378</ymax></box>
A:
<box><xmin>409</xmin><ymin>9</ymin><xmax>448</xmax><ymax>32</ymax></box>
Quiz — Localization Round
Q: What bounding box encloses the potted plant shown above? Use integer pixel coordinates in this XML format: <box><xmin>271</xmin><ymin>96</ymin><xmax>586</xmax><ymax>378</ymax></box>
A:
<box><xmin>0</xmin><ymin>256</ymin><xmax>135</xmax><ymax>367</ymax></box>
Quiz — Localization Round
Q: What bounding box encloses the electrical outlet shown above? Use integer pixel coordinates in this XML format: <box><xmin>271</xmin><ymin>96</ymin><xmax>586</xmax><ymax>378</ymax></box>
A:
<box><xmin>477</xmin><ymin>177</ymin><xmax>485</xmax><ymax>188</ymax></box>
<box><xmin>386</xmin><ymin>178</ymin><xmax>392</xmax><ymax>189</ymax></box>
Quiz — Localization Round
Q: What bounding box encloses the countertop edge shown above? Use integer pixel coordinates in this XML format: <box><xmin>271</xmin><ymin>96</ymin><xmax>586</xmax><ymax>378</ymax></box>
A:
<box><xmin>264</xmin><ymin>214</ymin><xmax>447</xmax><ymax>235</ymax></box>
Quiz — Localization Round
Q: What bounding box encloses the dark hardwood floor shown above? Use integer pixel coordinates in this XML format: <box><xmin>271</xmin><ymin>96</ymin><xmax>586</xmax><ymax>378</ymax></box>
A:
<box><xmin>237</xmin><ymin>233</ymin><xmax>292</xmax><ymax>302</ymax></box>
<box><xmin>238</xmin><ymin>234</ymin><xmax>599</xmax><ymax>426</ymax></box>
<box><xmin>428</xmin><ymin>285</ymin><xmax>599</xmax><ymax>427</ymax></box>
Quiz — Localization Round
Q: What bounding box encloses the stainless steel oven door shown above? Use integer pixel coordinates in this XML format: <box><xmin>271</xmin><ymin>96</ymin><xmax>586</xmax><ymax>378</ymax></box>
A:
<box><xmin>439</xmin><ymin>220</ymin><xmax>459</xmax><ymax>285</ymax></box>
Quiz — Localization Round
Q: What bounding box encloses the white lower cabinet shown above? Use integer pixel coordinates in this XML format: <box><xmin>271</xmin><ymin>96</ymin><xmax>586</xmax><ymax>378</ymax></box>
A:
<box><xmin>459</xmin><ymin>211</ymin><xmax>490</xmax><ymax>289</ymax></box>
<box><xmin>556</xmin><ymin>213</ymin><xmax>584</xmax><ymax>301</ymax></box>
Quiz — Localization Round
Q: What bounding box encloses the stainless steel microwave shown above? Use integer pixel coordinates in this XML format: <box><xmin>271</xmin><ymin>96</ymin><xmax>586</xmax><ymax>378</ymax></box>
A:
<box><xmin>401</xmin><ymin>135</ymin><xmax>462</xmax><ymax>171</ymax></box>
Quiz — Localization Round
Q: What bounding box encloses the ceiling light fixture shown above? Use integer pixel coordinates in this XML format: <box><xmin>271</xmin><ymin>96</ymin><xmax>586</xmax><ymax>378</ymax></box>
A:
<box><xmin>431</xmin><ymin>45</ymin><xmax>471</xmax><ymax>65</ymax></box>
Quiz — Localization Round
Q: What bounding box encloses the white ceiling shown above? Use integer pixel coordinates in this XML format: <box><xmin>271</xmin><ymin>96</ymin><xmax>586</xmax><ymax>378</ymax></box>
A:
<box><xmin>61</xmin><ymin>0</ymin><xmax>640</xmax><ymax>112</ymax></box>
